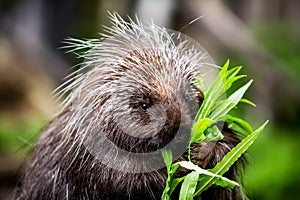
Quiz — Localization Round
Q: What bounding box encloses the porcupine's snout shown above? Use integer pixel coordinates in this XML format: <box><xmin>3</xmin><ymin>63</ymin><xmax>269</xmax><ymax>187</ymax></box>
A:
<box><xmin>147</xmin><ymin>97</ymin><xmax>182</xmax><ymax>150</ymax></box>
<box><xmin>125</xmin><ymin>86</ymin><xmax>186</xmax><ymax>153</ymax></box>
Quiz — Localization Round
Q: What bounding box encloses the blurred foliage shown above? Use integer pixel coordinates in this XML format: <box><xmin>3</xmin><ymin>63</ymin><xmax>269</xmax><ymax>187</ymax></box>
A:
<box><xmin>214</xmin><ymin>19</ymin><xmax>300</xmax><ymax>200</ymax></box>
<box><xmin>245</xmin><ymin>126</ymin><xmax>300</xmax><ymax>200</ymax></box>
<box><xmin>0</xmin><ymin>115</ymin><xmax>45</xmax><ymax>157</ymax></box>
<box><xmin>242</xmin><ymin>20</ymin><xmax>300</xmax><ymax>200</ymax></box>
<box><xmin>253</xmin><ymin>21</ymin><xmax>300</xmax><ymax>85</ymax></box>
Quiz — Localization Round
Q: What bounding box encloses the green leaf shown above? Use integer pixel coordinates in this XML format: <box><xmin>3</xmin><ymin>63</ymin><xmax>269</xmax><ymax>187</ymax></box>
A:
<box><xmin>161</xmin><ymin>189</ymin><xmax>171</xmax><ymax>200</ymax></box>
<box><xmin>194</xmin><ymin>60</ymin><xmax>246</xmax><ymax>122</ymax></box>
<box><xmin>194</xmin><ymin>64</ymin><xmax>226</xmax><ymax>121</ymax></box>
<box><xmin>219</xmin><ymin>59</ymin><xmax>230</xmax><ymax>77</ymax></box>
<box><xmin>226</xmin><ymin>66</ymin><xmax>242</xmax><ymax>77</ymax></box>
<box><xmin>210</xmin><ymin>80</ymin><xmax>253</xmax><ymax>121</ymax></box>
<box><xmin>223</xmin><ymin>67</ymin><xmax>245</xmax><ymax>91</ymax></box>
<box><xmin>169</xmin><ymin>176</ymin><xmax>186</xmax><ymax>195</ymax></box>
<box><xmin>179</xmin><ymin>171</ymin><xmax>199</xmax><ymax>200</ymax></box>
<box><xmin>225</xmin><ymin>115</ymin><xmax>253</xmax><ymax>137</ymax></box>
<box><xmin>204</xmin><ymin>125</ymin><xmax>224</xmax><ymax>141</ymax></box>
<box><xmin>161</xmin><ymin>149</ymin><xmax>173</xmax><ymax>167</ymax></box>
<box><xmin>161</xmin><ymin>149</ymin><xmax>180</xmax><ymax>200</ymax></box>
<box><xmin>161</xmin><ymin>59</ymin><xmax>268</xmax><ymax>200</ymax></box>
<box><xmin>194</xmin><ymin>120</ymin><xmax>269</xmax><ymax>196</ymax></box>
<box><xmin>240</xmin><ymin>98</ymin><xmax>257</xmax><ymax>107</ymax></box>
<box><xmin>178</xmin><ymin>161</ymin><xmax>239</xmax><ymax>189</ymax></box>
<box><xmin>161</xmin><ymin>149</ymin><xmax>173</xmax><ymax>200</ymax></box>
<box><xmin>189</xmin><ymin>118</ymin><xmax>214</xmax><ymax>161</ymax></box>
<box><xmin>190</xmin><ymin>118</ymin><xmax>212</xmax><ymax>143</ymax></box>
<box><xmin>213</xmin><ymin>178</ymin><xmax>236</xmax><ymax>189</ymax></box>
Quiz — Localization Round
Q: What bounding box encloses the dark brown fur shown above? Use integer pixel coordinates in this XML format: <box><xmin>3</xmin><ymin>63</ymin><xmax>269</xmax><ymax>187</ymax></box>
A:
<box><xmin>16</xmin><ymin>27</ymin><xmax>246</xmax><ymax>199</ymax></box>
<box><xmin>17</xmin><ymin>107</ymin><xmax>246</xmax><ymax>200</ymax></box>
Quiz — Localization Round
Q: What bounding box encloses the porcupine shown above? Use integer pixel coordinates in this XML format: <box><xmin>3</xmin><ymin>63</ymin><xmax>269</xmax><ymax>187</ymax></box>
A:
<box><xmin>16</xmin><ymin>13</ymin><xmax>247</xmax><ymax>200</ymax></box>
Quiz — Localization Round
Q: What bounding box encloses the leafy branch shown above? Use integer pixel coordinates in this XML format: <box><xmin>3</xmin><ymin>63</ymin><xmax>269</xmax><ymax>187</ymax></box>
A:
<box><xmin>161</xmin><ymin>60</ymin><xmax>268</xmax><ymax>200</ymax></box>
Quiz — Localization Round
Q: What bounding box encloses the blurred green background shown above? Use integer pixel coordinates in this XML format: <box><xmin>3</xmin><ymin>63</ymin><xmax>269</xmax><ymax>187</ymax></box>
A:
<box><xmin>0</xmin><ymin>0</ymin><xmax>299</xmax><ymax>199</ymax></box>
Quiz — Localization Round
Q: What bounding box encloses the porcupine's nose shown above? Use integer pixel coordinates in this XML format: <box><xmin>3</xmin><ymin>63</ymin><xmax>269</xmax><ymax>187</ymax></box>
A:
<box><xmin>155</xmin><ymin>100</ymin><xmax>182</xmax><ymax>147</ymax></box>
<box><xmin>165</xmin><ymin>103</ymin><xmax>181</xmax><ymax>133</ymax></box>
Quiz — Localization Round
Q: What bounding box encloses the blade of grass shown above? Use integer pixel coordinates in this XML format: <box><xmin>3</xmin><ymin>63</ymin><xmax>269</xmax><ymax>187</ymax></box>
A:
<box><xmin>161</xmin><ymin>149</ymin><xmax>173</xmax><ymax>200</ymax></box>
<box><xmin>194</xmin><ymin>64</ymin><xmax>227</xmax><ymax>120</ymax></box>
<box><xmin>169</xmin><ymin>176</ymin><xmax>186</xmax><ymax>195</ymax></box>
<box><xmin>225</xmin><ymin>115</ymin><xmax>253</xmax><ymax>136</ymax></box>
<box><xmin>177</xmin><ymin>161</ymin><xmax>239</xmax><ymax>188</ymax></box>
<box><xmin>179</xmin><ymin>171</ymin><xmax>199</xmax><ymax>200</ymax></box>
<box><xmin>240</xmin><ymin>98</ymin><xmax>257</xmax><ymax>107</ymax></box>
<box><xmin>190</xmin><ymin>118</ymin><xmax>212</xmax><ymax>143</ymax></box>
<box><xmin>210</xmin><ymin>80</ymin><xmax>253</xmax><ymax>121</ymax></box>
<box><xmin>161</xmin><ymin>149</ymin><xmax>180</xmax><ymax>200</ymax></box>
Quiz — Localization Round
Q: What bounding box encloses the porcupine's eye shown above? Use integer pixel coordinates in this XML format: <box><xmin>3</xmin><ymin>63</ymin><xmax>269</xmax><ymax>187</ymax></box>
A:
<box><xmin>139</xmin><ymin>102</ymin><xmax>149</xmax><ymax>111</ymax></box>
<box><xmin>129</xmin><ymin>88</ymin><xmax>154</xmax><ymax>111</ymax></box>
<box><xmin>129</xmin><ymin>92</ymin><xmax>154</xmax><ymax>126</ymax></box>
<box><xmin>129</xmin><ymin>91</ymin><xmax>154</xmax><ymax>122</ymax></box>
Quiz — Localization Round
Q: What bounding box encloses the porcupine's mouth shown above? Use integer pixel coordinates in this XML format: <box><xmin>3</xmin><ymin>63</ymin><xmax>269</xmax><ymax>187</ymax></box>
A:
<box><xmin>133</xmin><ymin>125</ymin><xmax>180</xmax><ymax>153</ymax></box>
<box><xmin>106</xmin><ymin>119</ymin><xmax>190</xmax><ymax>154</ymax></box>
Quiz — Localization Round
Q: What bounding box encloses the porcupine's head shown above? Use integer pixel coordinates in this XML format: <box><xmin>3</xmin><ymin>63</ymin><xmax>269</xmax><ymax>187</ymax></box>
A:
<box><xmin>60</xmin><ymin>13</ymin><xmax>218</xmax><ymax>173</ymax></box>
